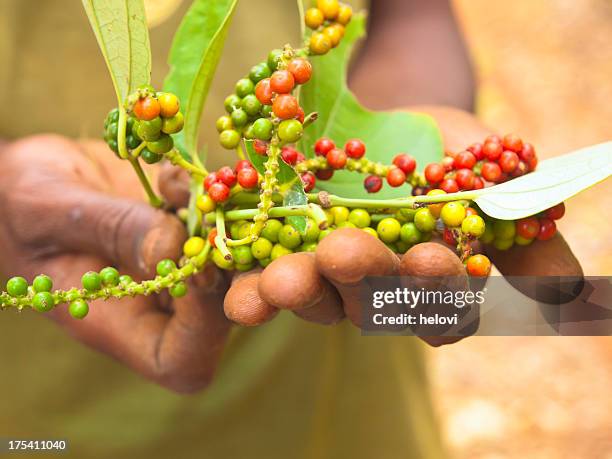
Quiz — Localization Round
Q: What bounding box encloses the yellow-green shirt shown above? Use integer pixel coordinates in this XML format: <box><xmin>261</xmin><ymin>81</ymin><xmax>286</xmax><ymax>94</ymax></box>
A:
<box><xmin>0</xmin><ymin>1</ymin><xmax>446</xmax><ymax>458</ymax></box>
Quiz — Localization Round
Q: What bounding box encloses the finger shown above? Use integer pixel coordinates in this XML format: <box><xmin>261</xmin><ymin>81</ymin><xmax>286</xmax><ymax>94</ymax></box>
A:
<box><xmin>258</xmin><ymin>252</ymin><xmax>345</xmax><ymax>324</ymax></box>
<box><xmin>39</xmin><ymin>255</ymin><xmax>231</xmax><ymax>393</ymax></box>
<box><xmin>315</xmin><ymin>228</ymin><xmax>400</xmax><ymax>327</ymax></box>
<box><xmin>487</xmin><ymin>232</ymin><xmax>584</xmax><ymax>303</ymax></box>
<box><xmin>6</xmin><ymin>182</ymin><xmax>186</xmax><ymax>278</ymax></box>
<box><xmin>159</xmin><ymin>162</ymin><xmax>190</xmax><ymax>209</ymax></box>
<box><xmin>224</xmin><ymin>270</ymin><xmax>279</xmax><ymax>326</ymax></box>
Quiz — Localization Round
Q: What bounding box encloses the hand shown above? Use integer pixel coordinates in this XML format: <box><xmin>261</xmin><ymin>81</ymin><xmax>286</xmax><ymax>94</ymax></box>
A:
<box><xmin>0</xmin><ymin>135</ymin><xmax>231</xmax><ymax>393</ymax></box>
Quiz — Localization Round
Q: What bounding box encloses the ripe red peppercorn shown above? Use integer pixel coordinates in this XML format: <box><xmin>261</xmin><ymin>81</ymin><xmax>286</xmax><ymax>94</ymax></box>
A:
<box><xmin>512</xmin><ymin>161</ymin><xmax>528</xmax><ymax>178</ymax></box>
<box><xmin>497</xmin><ymin>172</ymin><xmax>509</xmax><ymax>183</ymax></box>
<box><xmin>217</xmin><ymin>166</ymin><xmax>237</xmax><ymax>187</ymax></box>
<box><xmin>455</xmin><ymin>168</ymin><xmax>475</xmax><ymax>190</ymax></box>
<box><xmin>386</xmin><ymin>168</ymin><xmax>406</xmax><ymax>187</ymax></box>
<box><xmin>344</xmin><ymin>139</ymin><xmax>366</xmax><ymax>159</ymax></box>
<box><xmin>466</xmin><ymin>254</ymin><xmax>492</xmax><ymax>277</ymax></box>
<box><xmin>527</xmin><ymin>155</ymin><xmax>538</xmax><ymax>171</ymax></box>
<box><xmin>295</xmin><ymin>106</ymin><xmax>305</xmax><ymax>123</ymax></box>
<box><xmin>133</xmin><ymin>96</ymin><xmax>161</xmax><ymax>121</ymax></box>
<box><xmin>208</xmin><ymin>182</ymin><xmax>230</xmax><ymax>203</ymax></box>
<box><xmin>255</xmin><ymin>78</ymin><xmax>273</xmax><ymax>105</ymax></box>
<box><xmin>454</xmin><ymin>151</ymin><xmax>477</xmax><ymax>170</ymax></box>
<box><xmin>424</xmin><ymin>163</ymin><xmax>445</xmax><ymax>184</ymax></box>
<box><xmin>237</xmin><ymin>167</ymin><xmax>258</xmax><ymax>189</ymax></box>
<box><xmin>443</xmin><ymin>228</ymin><xmax>456</xmax><ymax>246</ymax></box>
<box><xmin>473</xmin><ymin>177</ymin><xmax>484</xmax><ymax>190</ymax></box>
<box><xmin>204</xmin><ymin>172</ymin><xmax>219</xmax><ymax>191</ymax></box>
<box><xmin>481</xmin><ymin>161</ymin><xmax>502</xmax><ymax>183</ymax></box>
<box><xmin>499</xmin><ymin>150</ymin><xmax>519</xmax><ymax>173</ymax></box>
<box><xmin>272</xmin><ymin>94</ymin><xmax>299</xmax><ymax>119</ymax></box>
<box><xmin>364</xmin><ymin>175</ymin><xmax>382</xmax><ymax>193</ymax></box>
<box><xmin>483</xmin><ymin>141</ymin><xmax>503</xmax><ymax>161</ymax></box>
<box><xmin>301</xmin><ymin>172</ymin><xmax>316</xmax><ymax>192</ymax></box>
<box><xmin>296</xmin><ymin>152</ymin><xmax>306</xmax><ymax>163</ymax></box>
<box><xmin>208</xmin><ymin>228</ymin><xmax>218</xmax><ymax>248</ymax></box>
<box><xmin>314</xmin><ymin>137</ymin><xmax>335</xmax><ymax>156</ymax></box>
<box><xmin>270</xmin><ymin>70</ymin><xmax>295</xmax><ymax>94</ymax></box>
<box><xmin>519</xmin><ymin>142</ymin><xmax>536</xmax><ymax>162</ymax></box>
<box><xmin>235</xmin><ymin>159</ymin><xmax>252</xmax><ymax>171</ymax></box>
<box><xmin>316</xmin><ymin>169</ymin><xmax>334</xmax><ymax>180</ymax></box>
<box><xmin>467</xmin><ymin>142</ymin><xmax>484</xmax><ymax>160</ymax></box>
<box><xmin>537</xmin><ymin>217</ymin><xmax>557</xmax><ymax>241</ymax></box>
<box><xmin>516</xmin><ymin>217</ymin><xmax>540</xmax><ymax>239</ymax></box>
<box><xmin>439</xmin><ymin>178</ymin><xmax>459</xmax><ymax>193</ymax></box>
<box><xmin>253</xmin><ymin>140</ymin><xmax>268</xmax><ymax>155</ymax></box>
<box><xmin>287</xmin><ymin>58</ymin><xmax>312</xmax><ymax>84</ymax></box>
<box><xmin>545</xmin><ymin>202</ymin><xmax>565</xmax><ymax>220</ymax></box>
<box><xmin>392</xmin><ymin>153</ymin><xmax>416</xmax><ymax>174</ymax></box>
<box><xmin>503</xmin><ymin>133</ymin><xmax>524</xmax><ymax>153</ymax></box>
<box><xmin>326</xmin><ymin>148</ymin><xmax>347</xmax><ymax>169</ymax></box>
<box><xmin>442</xmin><ymin>156</ymin><xmax>455</xmax><ymax>172</ymax></box>
<box><xmin>485</xmin><ymin>134</ymin><xmax>502</xmax><ymax>144</ymax></box>
<box><xmin>281</xmin><ymin>146</ymin><xmax>299</xmax><ymax>165</ymax></box>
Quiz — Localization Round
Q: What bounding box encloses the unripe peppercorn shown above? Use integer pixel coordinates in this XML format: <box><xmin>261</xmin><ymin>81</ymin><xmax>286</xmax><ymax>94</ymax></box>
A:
<box><xmin>157</xmin><ymin>92</ymin><xmax>180</xmax><ymax>118</ymax></box>
<box><xmin>69</xmin><ymin>299</ymin><xmax>89</xmax><ymax>319</ymax></box>
<box><xmin>6</xmin><ymin>277</ymin><xmax>28</xmax><ymax>297</ymax></box>
<box><xmin>33</xmin><ymin>275</ymin><xmax>53</xmax><ymax>293</ymax></box>
<box><xmin>278</xmin><ymin>120</ymin><xmax>303</xmax><ymax>143</ymax></box>
<box><xmin>169</xmin><ymin>282</ymin><xmax>188</xmax><ymax>298</ymax></box>
<box><xmin>317</xmin><ymin>0</ymin><xmax>340</xmax><ymax>19</ymax></box>
<box><xmin>156</xmin><ymin>259</ymin><xmax>177</xmax><ymax>277</ymax></box>
<box><xmin>305</xmin><ymin>7</ymin><xmax>325</xmax><ymax>29</ymax></box>
<box><xmin>82</xmin><ymin>272</ymin><xmax>102</xmax><ymax>292</ymax></box>
<box><xmin>461</xmin><ymin>215</ymin><xmax>486</xmax><ymax>237</ymax></box>
<box><xmin>100</xmin><ymin>267</ymin><xmax>120</xmax><ymax>287</ymax></box>
<box><xmin>310</xmin><ymin>32</ymin><xmax>332</xmax><ymax>55</ymax></box>
<box><xmin>336</xmin><ymin>3</ymin><xmax>353</xmax><ymax>25</ymax></box>
<box><xmin>377</xmin><ymin>218</ymin><xmax>401</xmax><ymax>243</ymax></box>
<box><xmin>440</xmin><ymin>202</ymin><xmax>467</xmax><ymax>227</ymax></box>
<box><xmin>183</xmin><ymin>237</ymin><xmax>206</xmax><ymax>258</ymax></box>
<box><xmin>219</xmin><ymin>129</ymin><xmax>241</xmax><ymax>149</ymax></box>
<box><xmin>196</xmin><ymin>194</ymin><xmax>216</xmax><ymax>214</ymax></box>
<box><xmin>32</xmin><ymin>292</ymin><xmax>55</xmax><ymax>313</ymax></box>
<box><xmin>414</xmin><ymin>208</ymin><xmax>436</xmax><ymax>233</ymax></box>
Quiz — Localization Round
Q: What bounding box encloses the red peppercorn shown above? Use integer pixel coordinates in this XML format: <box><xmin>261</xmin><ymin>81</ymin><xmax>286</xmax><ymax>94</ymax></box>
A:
<box><xmin>527</xmin><ymin>155</ymin><xmax>538</xmax><ymax>171</ymax></box>
<box><xmin>301</xmin><ymin>172</ymin><xmax>316</xmax><ymax>192</ymax></box>
<box><xmin>483</xmin><ymin>141</ymin><xmax>503</xmax><ymax>161</ymax></box>
<box><xmin>519</xmin><ymin>142</ymin><xmax>536</xmax><ymax>162</ymax></box>
<box><xmin>235</xmin><ymin>159</ymin><xmax>252</xmax><ymax>171</ymax></box>
<box><xmin>473</xmin><ymin>177</ymin><xmax>484</xmax><ymax>190</ymax></box>
<box><xmin>511</xmin><ymin>161</ymin><xmax>528</xmax><ymax>178</ymax></box>
<box><xmin>386</xmin><ymin>168</ymin><xmax>406</xmax><ymax>187</ymax></box>
<box><xmin>272</xmin><ymin>94</ymin><xmax>299</xmax><ymax>119</ymax></box>
<box><xmin>314</xmin><ymin>137</ymin><xmax>335</xmax><ymax>156</ymax></box>
<box><xmin>281</xmin><ymin>146</ymin><xmax>299</xmax><ymax>165</ymax></box>
<box><xmin>208</xmin><ymin>228</ymin><xmax>218</xmax><ymax>248</ymax></box>
<box><xmin>499</xmin><ymin>150</ymin><xmax>519</xmax><ymax>173</ymax></box>
<box><xmin>485</xmin><ymin>134</ymin><xmax>502</xmax><ymax>144</ymax></box>
<box><xmin>454</xmin><ymin>151</ymin><xmax>477</xmax><ymax>170</ymax></box>
<box><xmin>217</xmin><ymin>166</ymin><xmax>237</xmax><ymax>187</ymax></box>
<box><xmin>253</xmin><ymin>139</ymin><xmax>268</xmax><ymax>155</ymax></box>
<box><xmin>481</xmin><ymin>161</ymin><xmax>502</xmax><ymax>183</ymax></box>
<box><xmin>133</xmin><ymin>96</ymin><xmax>161</xmax><ymax>121</ymax></box>
<box><xmin>443</xmin><ymin>228</ymin><xmax>456</xmax><ymax>246</ymax></box>
<box><xmin>204</xmin><ymin>172</ymin><xmax>219</xmax><ymax>191</ymax></box>
<box><xmin>467</xmin><ymin>142</ymin><xmax>485</xmax><ymax>160</ymax></box>
<box><xmin>440</xmin><ymin>178</ymin><xmax>459</xmax><ymax>193</ymax></box>
<box><xmin>466</xmin><ymin>254</ymin><xmax>492</xmax><ymax>277</ymax></box>
<box><xmin>237</xmin><ymin>167</ymin><xmax>258</xmax><ymax>189</ymax></box>
<box><xmin>392</xmin><ymin>153</ymin><xmax>416</xmax><ymax>174</ymax></box>
<box><xmin>364</xmin><ymin>175</ymin><xmax>383</xmax><ymax>193</ymax></box>
<box><xmin>295</xmin><ymin>106</ymin><xmax>305</xmax><ymax>123</ymax></box>
<box><xmin>287</xmin><ymin>58</ymin><xmax>312</xmax><ymax>84</ymax></box>
<box><xmin>326</xmin><ymin>148</ymin><xmax>347</xmax><ymax>169</ymax></box>
<box><xmin>344</xmin><ymin>139</ymin><xmax>366</xmax><ymax>159</ymax></box>
<box><xmin>442</xmin><ymin>156</ymin><xmax>455</xmax><ymax>172</ymax></box>
<box><xmin>270</xmin><ymin>70</ymin><xmax>295</xmax><ymax>94</ymax></box>
<box><xmin>316</xmin><ymin>169</ymin><xmax>334</xmax><ymax>180</ymax></box>
<box><xmin>516</xmin><ymin>217</ymin><xmax>540</xmax><ymax>240</ymax></box>
<box><xmin>503</xmin><ymin>133</ymin><xmax>523</xmax><ymax>153</ymax></box>
<box><xmin>208</xmin><ymin>182</ymin><xmax>230</xmax><ymax>203</ymax></box>
<box><xmin>424</xmin><ymin>163</ymin><xmax>445</xmax><ymax>184</ymax></box>
<box><xmin>497</xmin><ymin>172</ymin><xmax>509</xmax><ymax>183</ymax></box>
<box><xmin>255</xmin><ymin>78</ymin><xmax>273</xmax><ymax>105</ymax></box>
<box><xmin>545</xmin><ymin>202</ymin><xmax>565</xmax><ymax>220</ymax></box>
<box><xmin>537</xmin><ymin>217</ymin><xmax>557</xmax><ymax>241</ymax></box>
<box><xmin>455</xmin><ymin>168</ymin><xmax>475</xmax><ymax>190</ymax></box>
<box><xmin>296</xmin><ymin>152</ymin><xmax>306</xmax><ymax>163</ymax></box>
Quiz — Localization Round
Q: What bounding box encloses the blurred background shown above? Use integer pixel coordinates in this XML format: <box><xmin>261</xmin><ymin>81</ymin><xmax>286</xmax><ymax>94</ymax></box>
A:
<box><xmin>429</xmin><ymin>1</ymin><xmax>612</xmax><ymax>458</ymax></box>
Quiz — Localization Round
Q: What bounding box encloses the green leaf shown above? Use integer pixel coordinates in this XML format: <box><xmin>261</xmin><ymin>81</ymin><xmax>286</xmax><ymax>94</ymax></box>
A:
<box><xmin>298</xmin><ymin>12</ymin><xmax>444</xmax><ymax>199</ymax></box>
<box><xmin>163</xmin><ymin>0</ymin><xmax>239</xmax><ymax>160</ymax></box>
<box><xmin>82</xmin><ymin>0</ymin><xmax>151</xmax><ymax>105</ymax></box>
<box><xmin>471</xmin><ymin>142</ymin><xmax>612</xmax><ymax>219</ymax></box>
<box><xmin>284</xmin><ymin>183</ymin><xmax>308</xmax><ymax>234</ymax></box>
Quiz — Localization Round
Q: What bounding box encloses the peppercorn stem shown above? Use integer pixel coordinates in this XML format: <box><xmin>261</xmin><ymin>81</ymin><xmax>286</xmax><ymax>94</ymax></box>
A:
<box><xmin>236</xmin><ymin>144</ymin><xmax>246</xmax><ymax>161</ymax></box>
<box><xmin>117</xmin><ymin>107</ymin><xmax>130</xmax><ymax>160</ymax></box>
<box><xmin>130</xmin><ymin>141</ymin><xmax>147</xmax><ymax>159</ymax></box>
<box><xmin>166</xmin><ymin>149</ymin><xmax>208</xmax><ymax>177</ymax></box>
<box><xmin>215</xmin><ymin>207</ymin><xmax>233</xmax><ymax>261</ymax></box>
<box><xmin>128</xmin><ymin>157</ymin><xmax>164</xmax><ymax>208</ymax></box>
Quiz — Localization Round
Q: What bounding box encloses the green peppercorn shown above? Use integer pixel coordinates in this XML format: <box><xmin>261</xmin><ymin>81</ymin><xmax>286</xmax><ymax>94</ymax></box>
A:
<box><xmin>216</xmin><ymin>115</ymin><xmax>233</xmax><ymax>133</ymax></box>
<box><xmin>33</xmin><ymin>275</ymin><xmax>53</xmax><ymax>293</ymax></box>
<box><xmin>232</xmin><ymin>245</ymin><xmax>255</xmax><ymax>266</ymax></box>
<box><xmin>414</xmin><ymin>208</ymin><xmax>436</xmax><ymax>233</ymax></box>
<box><xmin>318</xmin><ymin>228</ymin><xmax>333</xmax><ymax>241</ymax></box>
<box><xmin>337</xmin><ymin>221</ymin><xmax>357</xmax><ymax>229</ymax></box>
<box><xmin>137</xmin><ymin>117</ymin><xmax>163</xmax><ymax>141</ymax></box>
<box><xmin>100</xmin><ymin>267</ymin><xmax>120</xmax><ymax>287</ymax></box>
<box><xmin>400</xmin><ymin>222</ymin><xmax>422</xmax><ymax>246</ymax></box>
<box><xmin>271</xmin><ymin>243</ymin><xmax>293</xmax><ymax>260</ymax></box>
<box><xmin>169</xmin><ymin>282</ymin><xmax>188</xmax><ymax>298</ymax></box>
<box><xmin>348</xmin><ymin>209</ymin><xmax>371</xmax><ymax>228</ymax></box>
<box><xmin>82</xmin><ymin>272</ymin><xmax>102</xmax><ymax>292</ymax></box>
<box><xmin>302</xmin><ymin>218</ymin><xmax>321</xmax><ymax>242</ymax></box>
<box><xmin>107</xmin><ymin>139</ymin><xmax>119</xmax><ymax>154</ymax></box>
<box><xmin>69</xmin><ymin>299</ymin><xmax>89</xmax><ymax>319</ymax></box>
<box><xmin>253</xmin><ymin>118</ymin><xmax>274</xmax><ymax>141</ymax></box>
<box><xmin>461</xmin><ymin>215</ymin><xmax>486</xmax><ymax>238</ymax></box>
<box><xmin>219</xmin><ymin>129</ymin><xmax>241</xmax><ymax>149</ymax></box>
<box><xmin>231</xmin><ymin>108</ymin><xmax>248</xmax><ymax>127</ymax></box>
<box><xmin>278</xmin><ymin>120</ymin><xmax>303</xmax><ymax>143</ymax></box>
<box><xmin>126</xmin><ymin>134</ymin><xmax>141</xmax><ymax>150</ymax></box>
<box><xmin>259</xmin><ymin>257</ymin><xmax>272</xmax><ymax>268</ymax></box>
<box><xmin>235</xmin><ymin>78</ymin><xmax>255</xmax><ymax>98</ymax></box>
<box><xmin>236</xmin><ymin>222</ymin><xmax>253</xmax><ymax>240</ymax></box>
<box><xmin>249</xmin><ymin>62</ymin><xmax>272</xmax><ymax>83</ymax></box>
<box><xmin>106</xmin><ymin>122</ymin><xmax>118</xmax><ymax>139</ymax></box>
<box><xmin>299</xmin><ymin>242</ymin><xmax>318</xmax><ymax>252</ymax></box>
<box><xmin>493</xmin><ymin>220</ymin><xmax>516</xmax><ymax>240</ymax></box>
<box><xmin>241</xmin><ymin>94</ymin><xmax>263</xmax><ymax>117</ymax></box>
<box><xmin>107</xmin><ymin>108</ymin><xmax>120</xmax><ymax>124</ymax></box>
<box><xmin>398</xmin><ymin>208</ymin><xmax>417</xmax><ymax>222</ymax></box>
<box><xmin>141</xmin><ymin>148</ymin><xmax>163</xmax><ymax>164</ymax></box>
<box><xmin>242</xmin><ymin>123</ymin><xmax>256</xmax><ymax>140</ymax></box>
<box><xmin>278</xmin><ymin>224</ymin><xmax>302</xmax><ymax>249</ymax></box>
<box><xmin>235</xmin><ymin>262</ymin><xmax>255</xmax><ymax>272</ymax></box>
<box><xmin>156</xmin><ymin>259</ymin><xmax>177</xmax><ymax>277</ymax></box>
<box><xmin>261</xmin><ymin>219</ymin><xmax>283</xmax><ymax>242</ymax></box>
<box><xmin>396</xmin><ymin>240</ymin><xmax>410</xmax><ymax>254</ymax></box>
<box><xmin>161</xmin><ymin>112</ymin><xmax>184</xmax><ymax>134</ymax></box>
<box><xmin>119</xmin><ymin>275</ymin><xmax>134</xmax><ymax>286</ymax></box>
<box><xmin>268</xmin><ymin>49</ymin><xmax>283</xmax><ymax>71</ymax></box>
<box><xmin>6</xmin><ymin>277</ymin><xmax>28</xmax><ymax>298</ymax></box>
<box><xmin>32</xmin><ymin>292</ymin><xmax>55</xmax><ymax>313</ymax></box>
<box><xmin>147</xmin><ymin>133</ymin><xmax>174</xmax><ymax>154</ymax></box>
<box><xmin>251</xmin><ymin>238</ymin><xmax>273</xmax><ymax>260</ymax></box>
<box><xmin>261</xmin><ymin>105</ymin><xmax>273</xmax><ymax>118</ymax></box>
<box><xmin>377</xmin><ymin>218</ymin><xmax>401</xmax><ymax>243</ymax></box>
<box><xmin>224</xmin><ymin>94</ymin><xmax>242</xmax><ymax>113</ymax></box>
<box><xmin>493</xmin><ymin>237</ymin><xmax>514</xmax><ymax>251</ymax></box>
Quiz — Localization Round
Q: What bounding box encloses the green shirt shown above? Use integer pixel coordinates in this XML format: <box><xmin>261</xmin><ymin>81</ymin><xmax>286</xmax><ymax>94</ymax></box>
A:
<box><xmin>0</xmin><ymin>1</ymin><xmax>446</xmax><ymax>457</ymax></box>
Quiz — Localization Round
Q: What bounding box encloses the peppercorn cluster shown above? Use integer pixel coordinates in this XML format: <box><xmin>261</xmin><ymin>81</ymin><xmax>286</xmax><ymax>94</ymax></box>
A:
<box><xmin>305</xmin><ymin>0</ymin><xmax>353</xmax><ymax>55</ymax></box>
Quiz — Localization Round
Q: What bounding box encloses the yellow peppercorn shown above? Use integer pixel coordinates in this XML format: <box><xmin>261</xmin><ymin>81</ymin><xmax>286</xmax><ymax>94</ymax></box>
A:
<box><xmin>183</xmin><ymin>237</ymin><xmax>206</xmax><ymax>258</ymax></box>
<box><xmin>317</xmin><ymin>0</ymin><xmax>340</xmax><ymax>20</ymax></box>
<box><xmin>324</xmin><ymin>24</ymin><xmax>344</xmax><ymax>48</ymax></box>
<box><xmin>362</xmin><ymin>227</ymin><xmax>379</xmax><ymax>239</ymax></box>
<box><xmin>157</xmin><ymin>92</ymin><xmax>180</xmax><ymax>118</ymax></box>
<box><xmin>196</xmin><ymin>194</ymin><xmax>216</xmax><ymax>214</ymax></box>
<box><xmin>305</xmin><ymin>7</ymin><xmax>324</xmax><ymax>29</ymax></box>
<box><xmin>336</xmin><ymin>3</ymin><xmax>353</xmax><ymax>25</ymax></box>
<box><xmin>309</xmin><ymin>32</ymin><xmax>332</xmax><ymax>55</ymax></box>
<box><xmin>426</xmin><ymin>189</ymin><xmax>446</xmax><ymax>218</ymax></box>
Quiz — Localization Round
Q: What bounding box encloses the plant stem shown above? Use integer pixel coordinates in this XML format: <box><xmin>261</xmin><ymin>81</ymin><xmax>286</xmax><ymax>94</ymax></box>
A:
<box><xmin>130</xmin><ymin>141</ymin><xmax>147</xmax><ymax>159</ymax></box>
<box><xmin>117</xmin><ymin>107</ymin><xmax>130</xmax><ymax>160</ymax></box>
<box><xmin>166</xmin><ymin>149</ymin><xmax>208</xmax><ymax>177</ymax></box>
<box><xmin>215</xmin><ymin>208</ymin><xmax>233</xmax><ymax>260</ymax></box>
<box><xmin>236</xmin><ymin>144</ymin><xmax>246</xmax><ymax>161</ymax></box>
<box><xmin>128</xmin><ymin>157</ymin><xmax>164</xmax><ymax>208</ymax></box>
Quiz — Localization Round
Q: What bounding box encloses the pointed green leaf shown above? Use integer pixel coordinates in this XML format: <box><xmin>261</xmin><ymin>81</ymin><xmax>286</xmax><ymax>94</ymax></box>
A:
<box><xmin>298</xmin><ymin>12</ymin><xmax>444</xmax><ymax>199</ymax></box>
<box><xmin>82</xmin><ymin>0</ymin><xmax>151</xmax><ymax>105</ymax></box>
<box><xmin>244</xmin><ymin>140</ymin><xmax>302</xmax><ymax>185</ymax></box>
<box><xmin>284</xmin><ymin>183</ymin><xmax>308</xmax><ymax>234</ymax></box>
<box><xmin>472</xmin><ymin>142</ymin><xmax>612</xmax><ymax>219</ymax></box>
<box><xmin>163</xmin><ymin>0</ymin><xmax>239</xmax><ymax>159</ymax></box>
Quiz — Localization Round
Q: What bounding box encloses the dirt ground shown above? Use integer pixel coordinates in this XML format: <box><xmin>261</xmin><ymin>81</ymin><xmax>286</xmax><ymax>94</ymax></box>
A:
<box><xmin>429</xmin><ymin>2</ymin><xmax>612</xmax><ymax>458</ymax></box>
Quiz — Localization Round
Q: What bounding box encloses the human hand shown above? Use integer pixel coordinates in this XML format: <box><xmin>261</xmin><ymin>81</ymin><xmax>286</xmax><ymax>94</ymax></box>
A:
<box><xmin>0</xmin><ymin>135</ymin><xmax>231</xmax><ymax>393</ymax></box>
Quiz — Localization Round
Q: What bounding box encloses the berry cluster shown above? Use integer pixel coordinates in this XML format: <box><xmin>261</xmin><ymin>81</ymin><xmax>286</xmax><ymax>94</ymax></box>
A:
<box><xmin>305</xmin><ymin>0</ymin><xmax>353</xmax><ymax>55</ymax></box>
<box><xmin>201</xmin><ymin>160</ymin><xmax>260</xmax><ymax>204</ymax></box>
